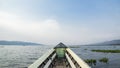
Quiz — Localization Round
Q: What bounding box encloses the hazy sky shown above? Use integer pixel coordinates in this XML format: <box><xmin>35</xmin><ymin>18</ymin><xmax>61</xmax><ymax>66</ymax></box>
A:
<box><xmin>0</xmin><ymin>0</ymin><xmax>120</xmax><ymax>45</ymax></box>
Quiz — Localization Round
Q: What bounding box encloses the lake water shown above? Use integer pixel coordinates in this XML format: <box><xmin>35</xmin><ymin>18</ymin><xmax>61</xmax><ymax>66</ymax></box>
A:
<box><xmin>0</xmin><ymin>45</ymin><xmax>120</xmax><ymax>68</ymax></box>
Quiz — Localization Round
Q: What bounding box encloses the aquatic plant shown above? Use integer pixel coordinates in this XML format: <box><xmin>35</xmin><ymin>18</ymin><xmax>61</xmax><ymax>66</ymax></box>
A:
<box><xmin>91</xmin><ymin>50</ymin><xmax>120</xmax><ymax>53</ymax></box>
<box><xmin>84</xmin><ymin>57</ymin><xmax>109</xmax><ymax>66</ymax></box>
<box><xmin>84</xmin><ymin>59</ymin><xmax>96</xmax><ymax>65</ymax></box>
<box><xmin>84</xmin><ymin>49</ymin><xmax>87</xmax><ymax>50</ymax></box>
<box><xmin>99</xmin><ymin>57</ymin><xmax>108</xmax><ymax>63</ymax></box>
<box><xmin>69</xmin><ymin>46</ymin><xmax>80</xmax><ymax>48</ymax></box>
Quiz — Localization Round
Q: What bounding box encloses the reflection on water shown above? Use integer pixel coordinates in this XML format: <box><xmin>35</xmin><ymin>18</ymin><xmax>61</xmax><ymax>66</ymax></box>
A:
<box><xmin>0</xmin><ymin>45</ymin><xmax>120</xmax><ymax>68</ymax></box>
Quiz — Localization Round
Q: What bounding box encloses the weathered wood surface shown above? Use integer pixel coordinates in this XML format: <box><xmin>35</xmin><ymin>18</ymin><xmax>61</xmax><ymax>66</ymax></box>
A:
<box><xmin>66</xmin><ymin>48</ymin><xmax>91</xmax><ymax>68</ymax></box>
<box><xmin>28</xmin><ymin>48</ymin><xmax>91</xmax><ymax>68</ymax></box>
<box><xmin>28</xmin><ymin>49</ymin><xmax>55</xmax><ymax>68</ymax></box>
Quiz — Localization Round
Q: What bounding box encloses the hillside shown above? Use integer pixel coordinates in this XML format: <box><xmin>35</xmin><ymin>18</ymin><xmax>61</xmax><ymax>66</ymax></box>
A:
<box><xmin>102</xmin><ymin>40</ymin><xmax>120</xmax><ymax>45</ymax></box>
<box><xmin>0</xmin><ymin>40</ymin><xmax>41</xmax><ymax>45</ymax></box>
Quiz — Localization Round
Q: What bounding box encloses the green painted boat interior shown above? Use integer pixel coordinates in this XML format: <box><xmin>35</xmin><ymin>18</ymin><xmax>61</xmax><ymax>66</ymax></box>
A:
<box><xmin>56</xmin><ymin>48</ymin><xmax>65</xmax><ymax>58</ymax></box>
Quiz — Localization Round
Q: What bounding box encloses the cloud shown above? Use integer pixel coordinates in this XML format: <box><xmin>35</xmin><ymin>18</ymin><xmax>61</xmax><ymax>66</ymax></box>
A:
<box><xmin>0</xmin><ymin>11</ymin><xmax>63</xmax><ymax>43</ymax></box>
<box><xmin>0</xmin><ymin>11</ymin><xmax>120</xmax><ymax>45</ymax></box>
<box><xmin>0</xmin><ymin>12</ymin><xmax>59</xmax><ymax>33</ymax></box>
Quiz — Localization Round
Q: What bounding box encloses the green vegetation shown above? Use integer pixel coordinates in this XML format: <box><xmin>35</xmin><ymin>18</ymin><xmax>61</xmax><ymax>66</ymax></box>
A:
<box><xmin>91</xmin><ymin>50</ymin><xmax>120</xmax><ymax>53</ymax></box>
<box><xmin>84</xmin><ymin>48</ymin><xmax>87</xmax><ymax>50</ymax></box>
<box><xmin>99</xmin><ymin>57</ymin><xmax>108</xmax><ymax>63</ymax></box>
<box><xmin>85</xmin><ymin>57</ymin><xmax>109</xmax><ymax>66</ymax></box>
<box><xmin>69</xmin><ymin>46</ymin><xmax>80</xmax><ymax>48</ymax></box>
<box><xmin>84</xmin><ymin>59</ymin><xmax>96</xmax><ymax>65</ymax></box>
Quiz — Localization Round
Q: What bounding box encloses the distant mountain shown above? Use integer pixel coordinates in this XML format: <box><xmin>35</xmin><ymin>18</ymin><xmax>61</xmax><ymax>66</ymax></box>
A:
<box><xmin>0</xmin><ymin>40</ymin><xmax>41</xmax><ymax>45</ymax></box>
<box><xmin>86</xmin><ymin>40</ymin><xmax>120</xmax><ymax>46</ymax></box>
<box><xmin>91</xmin><ymin>39</ymin><xmax>120</xmax><ymax>46</ymax></box>
<box><xmin>102</xmin><ymin>40</ymin><xmax>120</xmax><ymax>45</ymax></box>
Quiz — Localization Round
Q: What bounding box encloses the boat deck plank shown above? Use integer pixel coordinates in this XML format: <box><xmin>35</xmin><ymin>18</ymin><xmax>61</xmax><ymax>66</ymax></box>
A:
<box><xmin>53</xmin><ymin>59</ymin><xmax>67</xmax><ymax>68</ymax></box>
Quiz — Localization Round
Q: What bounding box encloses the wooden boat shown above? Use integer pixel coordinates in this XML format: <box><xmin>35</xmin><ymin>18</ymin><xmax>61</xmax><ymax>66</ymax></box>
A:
<box><xmin>28</xmin><ymin>43</ymin><xmax>91</xmax><ymax>68</ymax></box>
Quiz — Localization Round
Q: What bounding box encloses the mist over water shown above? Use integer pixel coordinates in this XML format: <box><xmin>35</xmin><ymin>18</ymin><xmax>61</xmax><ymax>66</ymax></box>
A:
<box><xmin>0</xmin><ymin>45</ymin><xmax>120</xmax><ymax>68</ymax></box>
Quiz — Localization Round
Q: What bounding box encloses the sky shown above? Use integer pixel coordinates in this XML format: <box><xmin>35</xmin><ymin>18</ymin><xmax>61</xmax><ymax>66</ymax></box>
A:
<box><xmin>0</xmin><ymin>0</ymin><xmax>120</xmax><ymax>45</ymax></box>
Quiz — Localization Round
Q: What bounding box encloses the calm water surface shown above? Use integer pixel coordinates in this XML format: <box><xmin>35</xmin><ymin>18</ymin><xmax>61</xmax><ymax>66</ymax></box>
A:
<box><xmin>71</xmin><ymin>45</ymin><xmax>120</xmax><ymax>68</ymax></box>
<box><xmin>0</xmin><ymin>45</ymin><xmax>120</xmax><ymax>68</ymax></box>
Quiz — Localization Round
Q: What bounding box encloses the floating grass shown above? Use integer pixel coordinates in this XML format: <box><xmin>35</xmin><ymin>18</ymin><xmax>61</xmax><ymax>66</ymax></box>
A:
<box><xmin>85</xmin><ymin>57</ymin><xmax>109</xmax><ymax>66</ymax></box>
<box><xmin>99</xmin><ymin>57</ymin><xmax>108</xmax><ymax>63</ymax></box>
<box><xmin>84</xmin><ymin>49</ymin><xmax>87</xmax><ymax>50</ymax></box>
<box><xmin>91</xmin><ymin>50</ymin><xmax>120</xmax><ymax>53</ymax></box>
<box><xmin>84</xmin><ymin>59</ymin><xmax>96</xmax><ymax>65</ymax></box>
<box><xmin>69</xmin><ymin>46</ymin><xmax>80</xmax><ymax>48</ymax></box>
